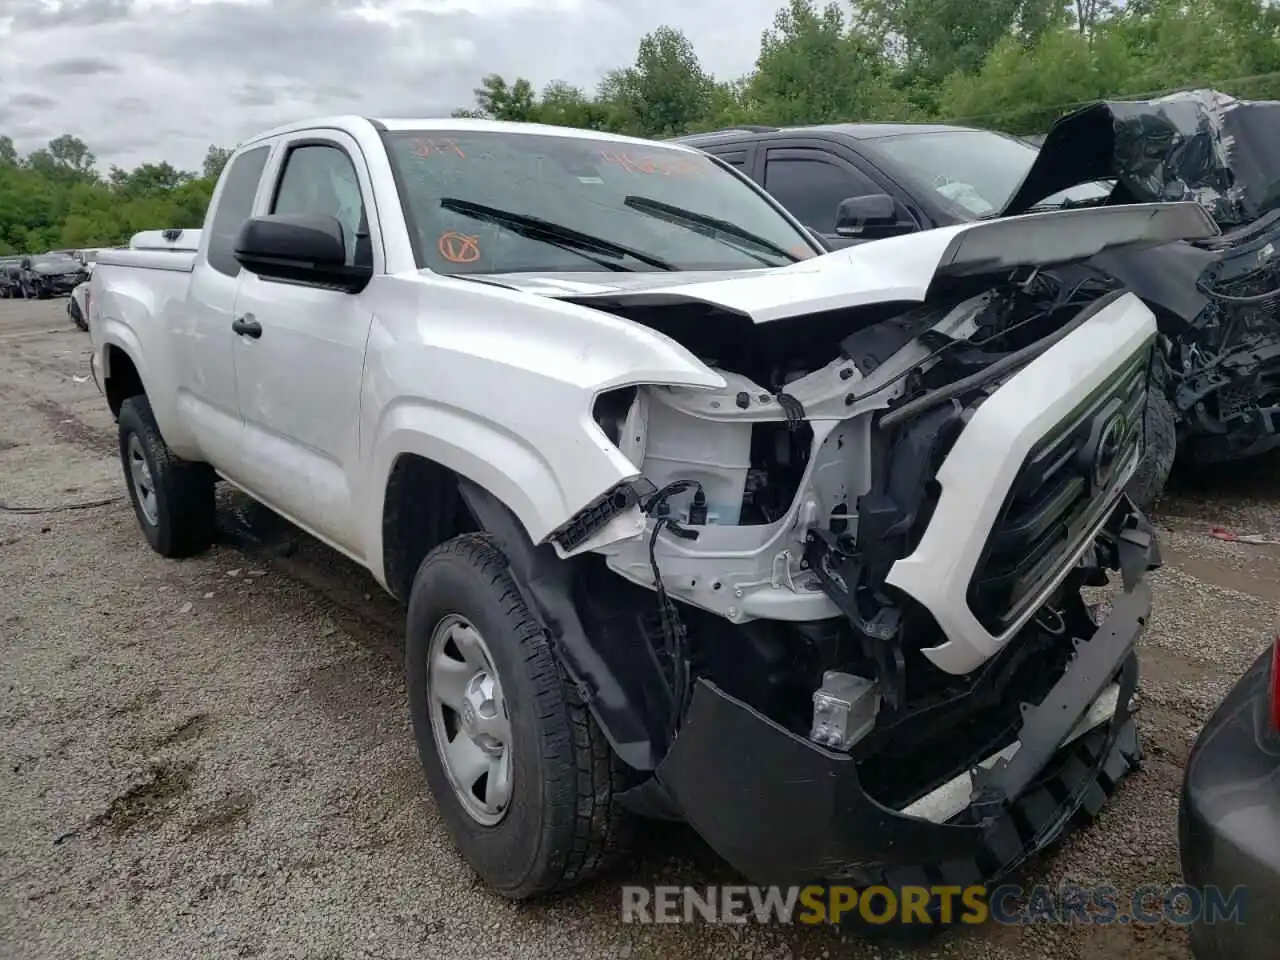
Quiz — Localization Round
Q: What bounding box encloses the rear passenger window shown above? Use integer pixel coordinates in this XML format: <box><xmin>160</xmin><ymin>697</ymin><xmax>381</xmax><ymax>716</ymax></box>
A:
<box><xmin>206</xmin><ymin>145</ymin><xmax>271</xmax><ymax>278</ymax></box>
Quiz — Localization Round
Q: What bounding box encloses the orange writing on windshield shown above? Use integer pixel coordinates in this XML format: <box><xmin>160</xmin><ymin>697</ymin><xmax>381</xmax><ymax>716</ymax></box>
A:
<box><xmin>598</xmin><ymin>151</ymin><xmax>704</xmax><ymax>176</ymax></box>
<box><xmin>412</xmin><ymin>138</ymin><xmax>466</xmax><ymax>159</ymax></box>
<box><xmin>438</xmin><ymin>232</ymin><xmax>481</xmax><ymax>263</ymax></box>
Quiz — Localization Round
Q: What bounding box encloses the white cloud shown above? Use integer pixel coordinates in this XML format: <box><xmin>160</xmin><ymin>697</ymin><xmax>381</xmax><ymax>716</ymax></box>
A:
<box><xmin>0</xmin><ymin>0</ymin><xmax>780</xmax><ymax>172</ymax></box>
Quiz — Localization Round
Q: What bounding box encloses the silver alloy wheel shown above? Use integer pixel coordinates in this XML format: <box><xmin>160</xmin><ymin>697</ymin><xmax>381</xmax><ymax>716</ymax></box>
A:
<box><xmin>127</xmin><ymin>433</ymin><xmax>159</xmax><ymax>526</ymax></box>
<box><xmin>427</xmin><ymin>613</ymin><xmax>513</xmax><ymax>826</ymax></box>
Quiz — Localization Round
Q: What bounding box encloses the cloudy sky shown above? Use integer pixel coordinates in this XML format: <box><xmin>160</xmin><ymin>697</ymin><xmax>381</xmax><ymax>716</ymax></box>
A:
<box><xmin>0</xmin><ymin>0</ymin><xmax>783</xmax><ymax>173</ymax></box>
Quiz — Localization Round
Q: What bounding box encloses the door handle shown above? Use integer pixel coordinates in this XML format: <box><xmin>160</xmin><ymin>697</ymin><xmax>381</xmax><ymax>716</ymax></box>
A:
<box><xmin>232</xmin><ymin>314</ymin><xmax>262</xmax><ymax>339</ymax></box>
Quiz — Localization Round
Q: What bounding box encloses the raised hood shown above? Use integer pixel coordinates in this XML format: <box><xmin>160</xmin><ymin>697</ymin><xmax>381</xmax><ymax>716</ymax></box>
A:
<box><xmin>32</xmin><ymin>259</ymin><xmax>84</xmax><ymax>275</ymax></box>
<box><xmin>503</xmin><ymin>201</ymin><xmax>1216</xmax><ymax>323</ymax></box>
<box><xmin>1001</xmin><ymin>89</ymin><xmax>1280</xmax><ymax>227</ymax></box>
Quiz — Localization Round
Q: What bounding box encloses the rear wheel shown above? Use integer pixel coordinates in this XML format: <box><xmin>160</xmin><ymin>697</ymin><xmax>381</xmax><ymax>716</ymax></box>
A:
<box><xmin>117</xmin><ymin>395</ymin><xmax>216</xmax><ymax>558</ymax></box>
<box><xmin>405</xmin><ymin>533</ymin><xmax>633</xmax><ymax>899</ymax></box>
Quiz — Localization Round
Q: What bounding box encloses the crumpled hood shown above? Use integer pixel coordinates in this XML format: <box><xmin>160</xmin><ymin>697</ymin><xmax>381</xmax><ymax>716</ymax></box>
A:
<box><xmin>1001</xmin><ymin>89</ymin><xmax>1280</xmax><ymax>227</ymax></box>
<box><xmin>32</xmin><ymin>261</ymin><xmax>84</xmax><ymax>276</ymax></box>
<box><xmin>482</xmin><ymin>202</ymin><xmax>1218</xmax><ymax>323</ymax></box>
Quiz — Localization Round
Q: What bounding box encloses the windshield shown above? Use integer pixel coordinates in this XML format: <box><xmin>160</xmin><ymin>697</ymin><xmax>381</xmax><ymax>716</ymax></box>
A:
<box><xmin>863</xmin><ymin>130</ymin><xmax>1112</xmax><ymax>219</ymax></box>
<box><xmin>383</xmin><ymin>130</ymin><xmax>819</xmax><ymax>275</ymax></box>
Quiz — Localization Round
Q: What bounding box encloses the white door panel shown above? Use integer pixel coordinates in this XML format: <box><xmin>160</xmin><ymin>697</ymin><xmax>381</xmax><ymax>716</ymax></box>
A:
<box><xmin>231</xmin><ymin>276</ymin><xmax>371</xmax><ymax>550</ymax></box>
<box><xmin>230</xmin><ymin>133</ymin><xmax>378</xmax><ymax>555</ymax></box>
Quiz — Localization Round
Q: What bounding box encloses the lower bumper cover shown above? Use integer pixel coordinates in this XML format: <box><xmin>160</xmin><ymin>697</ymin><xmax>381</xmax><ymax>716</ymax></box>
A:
<box><xmin>650</xmin><ymin>519</ymin><xmax>1154</xmax><ymax>886</ymax></box>
<box><xmin>1179</xmin><ymin>647</ymin><xmax>1280</xmax><ymax>959</ymax></box>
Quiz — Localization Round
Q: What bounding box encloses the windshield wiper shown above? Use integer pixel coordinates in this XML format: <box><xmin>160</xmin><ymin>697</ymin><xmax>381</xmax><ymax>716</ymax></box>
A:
<box><xmin>623</xmin><ymin>195</ymin><xmax>801</xmax><ymax>265</ymax></box>
<box><xmin>438</xmin><ymin>198</ymin><xmax>676</xmax><ymax>272</ymax></box>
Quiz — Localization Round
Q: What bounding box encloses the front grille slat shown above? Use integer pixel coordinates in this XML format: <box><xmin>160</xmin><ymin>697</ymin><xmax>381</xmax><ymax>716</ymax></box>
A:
<box><xmin>968</xmin><ymin>345</ymin><xmax>1153</xmax><ymax>633</ymax></box>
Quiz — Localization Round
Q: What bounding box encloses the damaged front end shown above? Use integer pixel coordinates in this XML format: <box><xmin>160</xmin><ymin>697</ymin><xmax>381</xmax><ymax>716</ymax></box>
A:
<box><xmin>1006</xmin><ymin>89</ymin><xmax>1280</xmax><ymax>466</ymax></box>
<box><xmin>509</xmin><ymin>254</ymin><xmax>1170</xmax><ymax>889</ymax></box>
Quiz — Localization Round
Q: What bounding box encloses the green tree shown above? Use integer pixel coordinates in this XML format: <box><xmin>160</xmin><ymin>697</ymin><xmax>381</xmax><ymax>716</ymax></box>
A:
<box><xmin>202</xmin><ymin>145</ymin><xmax>233</xmax><ymax>181</ymax></box>
<box><xmin>455</xmin><ymin>74</ymin><xmax>541</xmax><ymax>121</ymax></box>
<box><xmin>748</xmin><ymin>0</ymin><xmax>919</xmax><ymax>124</ymax></box>
<box><xmin>598</xmin><ymin>27</ymin><xmax>716</xmax><ymax>137</ymax></box>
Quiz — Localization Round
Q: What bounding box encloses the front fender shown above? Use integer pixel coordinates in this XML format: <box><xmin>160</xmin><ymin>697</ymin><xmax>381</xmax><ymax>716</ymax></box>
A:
<box><xmin>366</xmin><ymin>397</ymin><xmax>596</xmax><ymax>556</ymax></box>
<box><xmin>358</xmin><ymin>280</ymin><xmax>729</xmax><ymax>577</ymax></box>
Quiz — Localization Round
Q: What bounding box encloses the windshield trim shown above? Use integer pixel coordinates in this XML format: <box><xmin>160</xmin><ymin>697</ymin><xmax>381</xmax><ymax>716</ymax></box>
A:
<box><xmin>377</xmin><ymin>127</ymin><xmax>826</xmax><ymax>274</ymax></box>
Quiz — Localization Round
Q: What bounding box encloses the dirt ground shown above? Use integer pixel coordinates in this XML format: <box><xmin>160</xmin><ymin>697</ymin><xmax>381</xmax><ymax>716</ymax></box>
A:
<box><xmin>1</xmin><ymin>296</ymin><xmax>1277</xmax><ymax>960</ymax></box>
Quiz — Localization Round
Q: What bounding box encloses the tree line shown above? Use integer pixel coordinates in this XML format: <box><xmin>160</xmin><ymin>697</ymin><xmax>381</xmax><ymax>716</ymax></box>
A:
<box><xmin>3</xmin><ymin>0</ymin><xmax>1277</xmax><ymax>254</ymax></box>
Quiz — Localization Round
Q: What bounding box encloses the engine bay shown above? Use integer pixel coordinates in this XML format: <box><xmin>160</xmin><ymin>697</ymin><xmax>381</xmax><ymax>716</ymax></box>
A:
<box><xmin>586</xmin><ymin>267</ymin><xmax>1123</xmax><ymax>538</ymax></box>
<box><xmin>549</xmin><ymin>267</ymin><xmax>1140</xmax><ymax>793</ymax></box>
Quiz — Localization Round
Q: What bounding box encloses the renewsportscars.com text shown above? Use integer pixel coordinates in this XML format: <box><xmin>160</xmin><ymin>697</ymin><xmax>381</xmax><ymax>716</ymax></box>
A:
<box><xmin>620</xmin><ymin>883</ymin><xmax>1248</xmax><ymax>926</ymax></box>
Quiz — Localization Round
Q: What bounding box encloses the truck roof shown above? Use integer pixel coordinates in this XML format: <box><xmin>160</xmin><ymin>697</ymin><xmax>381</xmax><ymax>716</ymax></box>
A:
<box><xmin>241</xmin><ymin>115</ymin><xmax>707</xmax><ymax>154</ymax></box>
<box><xmin>674</xmin><ymin>122</ymin><xmax>982</xmax><ymax>147</ymax></box>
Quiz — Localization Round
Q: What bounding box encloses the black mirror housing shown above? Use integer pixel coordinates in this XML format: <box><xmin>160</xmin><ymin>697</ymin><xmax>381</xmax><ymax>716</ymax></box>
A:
<box><xmin>233</xmin><ymin>214</ymin><xmax>372</xmax><ymax>293</ymax></box>
<box><xmin>834</xmin><ymin>194</ymin><xmax>918</xmax><ymax>239</ymax></box>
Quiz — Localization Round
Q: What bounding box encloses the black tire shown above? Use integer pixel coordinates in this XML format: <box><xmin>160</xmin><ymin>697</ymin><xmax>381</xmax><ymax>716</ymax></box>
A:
<box><xmin>1125</xmin><ymin>385</ymin><xmax>1177</xmax><ymax>512</ymax></box>
<box><xmin>117</xmin><ymin>395</ymin><xmax>216</xmax><ymax>558</ymax></box>
<box><xmin>68</xmin><ymin>298</ymin><xmax>87</xmax><ymax>331</ymax></box>
<box><xmin>405</xmin><ymin>533</ymin><xmax>633</xmax><ymax>899</ymax></box>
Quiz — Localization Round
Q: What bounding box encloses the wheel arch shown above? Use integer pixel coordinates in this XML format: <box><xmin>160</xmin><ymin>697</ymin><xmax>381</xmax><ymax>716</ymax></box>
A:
<box><xmin>375</xmin><ymin>447</ymin><xmax>664</xmax><ymax>773</ymax></box>
<box><xmin>101</xmin><ymin>339</ymin><xmax>148</xmax><ymax>419</ymax></box>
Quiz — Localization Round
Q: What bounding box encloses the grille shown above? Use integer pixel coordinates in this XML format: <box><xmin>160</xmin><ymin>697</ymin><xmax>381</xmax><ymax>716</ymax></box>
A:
<box><xmin>967</xmin><ymin>343</ymin><xmax>1152</xmax><ymax>634</ymax></box>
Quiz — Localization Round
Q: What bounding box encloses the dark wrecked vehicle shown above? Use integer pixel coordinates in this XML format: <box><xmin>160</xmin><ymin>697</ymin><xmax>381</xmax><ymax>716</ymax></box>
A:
<box><xmin>1005</xmin><ymin>89</ymin><xmax>1280</xmax><ymax>474</ymax></box>
<box><xmin>0</xmin><ymin>257</ymin><xmax>24</xmax><ymax>298</ymax></box>
<box><xmin>679</xmin><ymin>89</ymin><xmax>1280</xmax><ymax>498</ymax></box>
<box><xmin>23</xmin><ymin>252</ymin><xmax>90</xmax><ymax>299</ymax></box>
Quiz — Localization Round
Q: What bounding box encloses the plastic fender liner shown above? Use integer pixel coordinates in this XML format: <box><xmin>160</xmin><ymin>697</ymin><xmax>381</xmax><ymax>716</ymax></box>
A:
<box><xmin>456</xmin><ymin>477</ymin><xmax>667</xmax><ymax>770</ymax></box>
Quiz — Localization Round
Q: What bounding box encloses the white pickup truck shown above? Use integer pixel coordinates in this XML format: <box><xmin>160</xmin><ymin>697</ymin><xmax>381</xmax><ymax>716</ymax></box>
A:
<box><xmin>88</xmin><ymin>115</ymin><xmax>1217</xmax><ymax>916</ymax></box>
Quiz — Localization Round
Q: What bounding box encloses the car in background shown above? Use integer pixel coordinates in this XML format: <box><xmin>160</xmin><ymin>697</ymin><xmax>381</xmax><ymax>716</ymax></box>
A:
<box><xmin>671</xmin><ymin>121</ymin><xmax>1112</xmax><ymax>248</ymax></box>
<box><xmin>1179</xmin><ymin>635</ymin><xmax>1280</xmax><ymax>958</ymax></box>
<box><xmin>0</xmin><ymin>256</ymin><xmax>24</xmax><ymax>298</ymax></box>
<box><xmin>67</xmin><ymin>278</ymin><xmax>90</xmax><ymax>330</ymax></box>
<box><xmin>674</xmin><ymin>91</ymin><xmax>1280</xmax><ymax>507</ymax></box>
<box><xmin>24</xmin><ymin>252</ymin><xmax>89</xmax><ymax>298</ymax></box>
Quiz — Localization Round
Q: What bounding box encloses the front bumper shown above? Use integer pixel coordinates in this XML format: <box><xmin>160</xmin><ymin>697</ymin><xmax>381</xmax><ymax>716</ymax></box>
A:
<box><xmin>647</xmin><ymin>504</ymin><xmax>1154</xmax><ymax>886</ymax></box>
<box><xmin>41</xmin><ymin>273</ymin><xmax>85</xmax><ymax>294</ymax></box>
<box><xmin>1179</xmin><ymin>647</ymin><xmax>1280</xmax><ymax>958</ymax></box>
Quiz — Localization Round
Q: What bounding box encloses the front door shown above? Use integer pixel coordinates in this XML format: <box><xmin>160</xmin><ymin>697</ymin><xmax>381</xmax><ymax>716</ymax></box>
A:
<box><xmin>229</xmin><ymin>133</ymin><xmax>379</xmax><ymax>555</ymax></box>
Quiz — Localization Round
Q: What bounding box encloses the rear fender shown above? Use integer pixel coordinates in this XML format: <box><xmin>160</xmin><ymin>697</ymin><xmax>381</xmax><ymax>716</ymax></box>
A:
<box><xmin>92</xmin><ymin>273</ymin><xmax>197</xmax><ymax>452</ymax></box>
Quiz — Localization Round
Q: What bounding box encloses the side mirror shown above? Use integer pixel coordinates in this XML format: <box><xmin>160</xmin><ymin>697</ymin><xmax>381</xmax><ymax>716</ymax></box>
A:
<box><xmin>233</xmin><ymin>214</ymin><xmax>372</xmax><ymax>293</ymax></box>
<box><xmin>834</xmin><ymin>194</ymin><xmax>918</xmax><ymax>239</ymax></box>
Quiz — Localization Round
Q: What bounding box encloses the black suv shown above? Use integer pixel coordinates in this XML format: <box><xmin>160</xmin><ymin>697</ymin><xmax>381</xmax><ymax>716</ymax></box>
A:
<box><xmin>672</xmin><ymin>123</ymin><xmax>1108</xmax><ymax>248</ymax></box>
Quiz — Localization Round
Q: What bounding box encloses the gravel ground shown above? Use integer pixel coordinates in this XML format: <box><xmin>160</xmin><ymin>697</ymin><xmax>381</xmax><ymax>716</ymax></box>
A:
<box><xmin>2</xmin><ymin>297</ymin><xmax>1277</xmax><ymax>960</ymax></box>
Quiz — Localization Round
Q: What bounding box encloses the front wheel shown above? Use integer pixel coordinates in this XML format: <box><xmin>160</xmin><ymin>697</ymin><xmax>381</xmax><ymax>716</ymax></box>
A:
<box><xmin>117</xmin><ymin>395</ymin><xmax>216</xmax><ymax>558</ymax></box>
<box><xmin>405</xmin><ymin>533</ymin><xmax>633</xmax><ymax>899</ymax></box>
